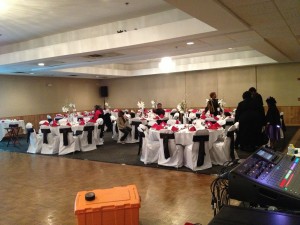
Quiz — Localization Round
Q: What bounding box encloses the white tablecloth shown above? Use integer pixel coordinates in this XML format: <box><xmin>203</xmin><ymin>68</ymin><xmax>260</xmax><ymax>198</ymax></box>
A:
<box><xmin>148</xmin><ymin>126</ymin><xmax>223</xmax><ymax>150</ymax></box>
<box><xmin>0</xmin><ymin>120</ymin><xmax>26</xmax><ymax>141</ymax></box>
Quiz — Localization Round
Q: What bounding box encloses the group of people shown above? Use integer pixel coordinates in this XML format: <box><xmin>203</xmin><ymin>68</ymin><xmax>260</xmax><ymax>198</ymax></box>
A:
<box><xmin>205</xmin><ymin>87</ymin><xmax>282</xmax><ymax>151</ymax></box>
<box><xmin>94</xmin><ymin>88</ymin><xmax>282</xmax><ymax>149</ymax></box>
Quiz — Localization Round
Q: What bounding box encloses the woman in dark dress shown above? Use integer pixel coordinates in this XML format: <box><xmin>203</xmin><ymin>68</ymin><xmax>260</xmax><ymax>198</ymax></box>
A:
<box><xmin>265</xmin><ymin>97</ymin><xmax>281</xmax><ymax>149</ymax></box>
<box><xmin>235</xmin><ymin>91</ymin><xmax>265</xmax><ymax>152</ymax></box>
<box><xmin>204</xmin><ymin>92</ymin><xmax>222</xmax><ymax>116</ymax></box>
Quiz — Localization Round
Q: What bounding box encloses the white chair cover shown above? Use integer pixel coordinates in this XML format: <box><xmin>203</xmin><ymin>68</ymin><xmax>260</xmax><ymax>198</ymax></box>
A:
<box><xmin>183</xmin><ymin>129</ymin><xmax>212</xmax><ymax>171</ymax></box>
<box><xmin>130</xmin><ymin>119</ymin><xmax>142</xmax><ymax>143</ymax></box>
<box><xmin>26</xmin><ymin>127</ymin><xmax>42</xmax><ymax>154</ymax></box>
<box><xmin>95</xmin><ymin>118</ymin><xmax>104</xmax><ymax>145</ymax></box>
<box><xmin>211</xmin><ymin>125</ymin><xmax>239</xmax><ymax>165</ymax></box>
<box><xmin>167</xmin><ymin>119</ymin><xmax>177</xmax><ymax>126</ymax></box>
<box><xmin>79</xmin><ymin>124</ymin><xmax>97</xmax><ymax>152</ymax></box>
<box><xmin>58</xmin><ymin>126</ymin><xmax>80</xmax><ymax>155</ymax></box>
<box><xmin>157</xmin><ymin>129</ymin><xmax>184</xmax><ymax>168</ymax></box>
<box><xmin>140</xmin><ymin>129</ymin><xmax>160</xmax><ymax>164</ymax></box>
<box><xmin>40</xmin><ymin>125</ymin><xmax>59</xmax><ymax>155</ymax></box>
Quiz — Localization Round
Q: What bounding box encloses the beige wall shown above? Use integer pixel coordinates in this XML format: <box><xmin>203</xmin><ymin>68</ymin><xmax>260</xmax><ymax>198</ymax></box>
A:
<box><xmin>0</xmin><ymin>76</ymin><xmax>102</xmax><ymax>117</ymax></box>
<box><xmin>0</xmin><ymin>63</ymin><xmax>299</xmax><ymax>119</ymax></box>
<box><xmin>102</xmin><ymin>63</ymin><xmax>300</xmax><ymax>109</ymax></box>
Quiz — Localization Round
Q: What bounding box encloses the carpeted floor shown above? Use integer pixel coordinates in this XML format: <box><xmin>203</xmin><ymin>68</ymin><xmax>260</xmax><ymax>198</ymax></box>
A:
<box><xmin>0</xmin><ymin>126</ymin><xmax>298</xmax><ymax>175</ymax></box>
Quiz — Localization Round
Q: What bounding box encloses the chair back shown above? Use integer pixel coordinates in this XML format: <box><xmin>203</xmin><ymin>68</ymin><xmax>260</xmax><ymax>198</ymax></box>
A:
<box><xmin>59</xmin><ymin>127</ymin><xmax>73</xmax><ymax>146</ymax></box>
<box><xmin>159</xmin><ymin>130</ymin><xmax>175</xmax><ymax>159</ymax></box>
<box><xmin>225</xmin><ymin>125</ymin><xmax>237</xmax><ymax>161</ymax></box>
<box><xmin>193</xmin><ymin>129</ymin><xmax>209</xmax><ymax>166</ymax></box>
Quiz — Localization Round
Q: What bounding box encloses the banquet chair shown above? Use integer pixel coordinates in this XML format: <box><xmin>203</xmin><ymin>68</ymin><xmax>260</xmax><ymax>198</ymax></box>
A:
<box><xmin>40</xmin><ymin>125</ymin><xmax>59</xmax><ymax>154</ymax></box>
<box><xmin>157</xmin><ymin>118</ymin><xmax>169</xmax><ymax>125</ymax></box>
<box><xmin>157</xmin><ymin>129</ymin><xmax>184</xmax><ymax>168</ymax></box>
<box><xmin>95</xmin><ymin>118</ymin><xmax>104</xmax><ymax>145</ymax></box>
<box><xmin>5</xmin><ymin>124</ymin><xmax>21</xmax><ymax>147</ymax></box>
<box><xmin>140</xmin><ymin>128</ymin><xmax>160</xmax><ymax>164</ymax></box>
<box><xmin>211</xmin><ymin>125</ymin><xmax>239</xmax><ymax>165</ymax></box>
<box><xmin>26</xmin><ymin>123</ymin><xmax>42</xmax><ymax>154</ymax></box>
<box><xmin>112</xmin><ymin>121</ymin><xmax>119</xmax><ymax>140</ymax></box>
<box><xmin>78</xmin><ymin>124</ymin><xmax>97</xmax><ymax>152</ymax></box>
<box><xmin>183</xmin><ymin>129</ymin><xmax>212</xmax><ymax>171</ymax></box>
<box><xmin>58</xmin><ymin>126</ymin><xmax>80</xmax><ymax>155</ymax></box>
<box><xmin>130</xmin><ymin>120</ymin><xmax>142</xmax><ymax>143</ymax></box>
<box><xmin>280</xmin><ymin>112</ymin><xmax>286</xmax><ymax>139</ymax></box>
<box><xmin>167</xmin><ymin>119</ymin><xmax>177</xmax><ymax>126</ymax></box>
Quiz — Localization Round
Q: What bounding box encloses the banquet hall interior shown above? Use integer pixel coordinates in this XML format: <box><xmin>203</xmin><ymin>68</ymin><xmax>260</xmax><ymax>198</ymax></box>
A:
<box><xmin>0</xmin><ymin>0</ymin><xmax>300</xmax><ymax>225</ymax></box>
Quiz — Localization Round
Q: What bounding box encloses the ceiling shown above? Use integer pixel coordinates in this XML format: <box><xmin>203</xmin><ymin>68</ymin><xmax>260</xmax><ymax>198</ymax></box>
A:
<box><xmin>0</xmin><ymin>0</ymin><xmax>299</xmax><ymax>79</ymax></box>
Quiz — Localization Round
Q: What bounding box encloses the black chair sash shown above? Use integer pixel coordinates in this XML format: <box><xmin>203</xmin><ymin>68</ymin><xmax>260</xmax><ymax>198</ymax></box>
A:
<box><xmin>130</xmin><ymin>112</ymin><xmax>136</xmax><ymax>118</ymax></box>
<box><xmin>75</xmin><ymin>130</ymin><xmax>83</xmax><ymax>136</ymax></box>
<box><xmin>98</xmin><ymin>124</ymin><xmax>104</xmax><ymax>138</ymax></box>
<box><xmin>59</xmin><ymin>128</ymin><xmax>73</xmax><ymax>146</ymax></box>
<box><xmin>226</xmin><ymin>121</ymin><xmax>234</xmax><ymax>126</ymax></box>
<box><xmin>138</xmin><ymin>131</ymin><xmax>145</xmax><ymax>155</ymax></box>
<box><xmin>157</xmin><ymin>119</ymin><xmax>168</xmax><ymax>125</ymax></box>
<box><xmin>196</xmin><ymin>113</ymin><xmax>201</xmax><ymax>119</ymax></box>
<box><xmin>193</xmin><ymin>135</ymin><xmax>209</xmax><ymax>166</ymax></box>
<box><xmin>41</xmin><ymin>129</ymin><xmax>51</xmax><ymax>144</ymax></box>
<box><xmin>84</xmin><ymin>126</ymin><xmax>94</xmax><ymax>144</ymax></box>
<box><xmin>160</xmin><ymin>133</ymin><xmax>175</xmax><ymax>159</ymax></box>
<box><xmin>227</xmin><ymin>130</ymin><xmax>235</xmax><ymax>160</ymax></box>
<box><xmin>170</xmin><ymin>112</ymin><xmax>176</xmax><ymax>117</ymax></box>
<box><xmin>26</xmin><ymin>128</ymin><xmax>34</xmax><ymax>143</ymax></box>
<box><xmin>131</xmin><ymin>121</ymin><xmax>142</xmax><ymax>139</ymax></box>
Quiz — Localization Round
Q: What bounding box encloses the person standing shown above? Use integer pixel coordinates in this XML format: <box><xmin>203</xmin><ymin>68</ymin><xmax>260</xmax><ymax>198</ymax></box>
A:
<box><xmin>265</xmin><ymin>97</ymin><xmax>281</xmax><ymax>149</ymax></box>
<box><xmin>204</xmin><ymin>92</ymin><xmax>222</xmax><ymax>116</ymax></box>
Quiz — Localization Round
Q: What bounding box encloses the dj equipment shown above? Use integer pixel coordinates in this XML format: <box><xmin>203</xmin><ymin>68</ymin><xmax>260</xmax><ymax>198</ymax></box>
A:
<box><xmin>229</xmin><ymin>147</ymin><xmax>300</xmax><ymax>209</ymax></box>
<box><xmin>208</xmin><ymin>205</ymin><xmax>300</xmax><ymax>225</ymax></box>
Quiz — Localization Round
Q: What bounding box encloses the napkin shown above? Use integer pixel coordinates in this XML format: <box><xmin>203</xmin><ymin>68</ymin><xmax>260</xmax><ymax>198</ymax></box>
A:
<box><xmin>189</xmin><ymin>126</ymin><xmax>196</xmax><ymax>131</ymax></box>
<box><xmin>156</xmin><ymin>125</ymin><xmax>163</xmax><ymax>131</ymax></box>
<box><xmin>113</xmin><ymin>109</ymin><xmax>119</xmax><ymax>112</ymax></box>
<box><xmin>159</xmin><ymin>114</ymin><xmax>164</xmax><ymax>119</ymax></box>
<box><xmin>176</xmin><ymin>120</ymin><xmax>180</xmax><ymax>124</ymax></box>
<box><xmin>214</xmin><ymin>116</ymin><xmax>219</xmax><ymax>121</ymax></box>
<box><xmin>66</xmin><ymin>122</ymin><xmax>72</xmax><ymax>126</ymax></box>
<box><xmin>171</xmin><ymin>126</ymin><xmax>179</xmax><ymax>132</ymax></box>
<box><xmin>154</xmin><ymin>116</ymin><xmax>159</xmax><ymax>120</ymax></box>
<box><xmin>88</xmin><ymin>118</ymin><xmax>96</xmax><ymax>123</ymax></box>
<box><xmin>79</xmin><ymin>121</ymin><xmax>85</xmax><ymax>125</ymax></box>
<box><xmin>42</xmin><ymin>121</ymin><xmax>50</xmax><ymax>126</ymax></box>
<box><xmin>208</xmin><ymin>123</ymin><xmax>221</xmax><ymax>130</ymax></box>
<box><xmin>192</xmin><ymin>109</ymin><xmax>198</xmax><ymax>113</ymax></box>
<box><xmin>51</xmin><ymin>121</ymin><xmax>59</xmax><ymax>127</ymax></box>
<box><xmin>200</xmin><ymin>114</ymin><xmax>206</xmax><ymax>119</ymax></box>
<box><xmin>151</xmin><ymin>123</ymin><xmax>158</xmax><ymax>129</ymax></box>
<box><xmin>165</xmin><ymin>109</ymin><xmax>171</xmax><ymax>112</ymax></box>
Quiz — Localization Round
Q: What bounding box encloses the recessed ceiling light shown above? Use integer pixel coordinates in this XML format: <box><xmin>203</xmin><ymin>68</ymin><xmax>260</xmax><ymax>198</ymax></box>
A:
<box><xmin>187</xmin><ymin>42</ymin><xmax>194</xmax><ymax>45</ymax></box>
<box><xmin>30</xmin><ymin>72</ymin><xmax>34</xmax><ymax>75</ymax></box>
<box><xmin>228</xmin><ymin>47</ymin><xmax>233</xmax><ymax>50</ymax></box>
<box><xmin>38</xmin><ymin>62</ymin><xmax>45</xmax><ymax>66</ymax></box>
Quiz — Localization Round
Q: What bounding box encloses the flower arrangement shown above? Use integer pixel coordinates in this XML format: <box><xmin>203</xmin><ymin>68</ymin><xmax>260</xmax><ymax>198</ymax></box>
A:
<box><xmin>105</xmin><ymin>102</ymin><xmax>111</xmax><ymax>109</ymax></box>
<box><xmin>151</xmin><ymin>100</ymin><xmax>156</xmax><ymax>108</ymax></box>
<box><xmin>177</xmin><ymin>100</ymin><xmax>187</xmax><ymax>113</ymax></box>
<box><xmin>137</xmin><ymin>101</ymin><xmax>145</xmax><ymax>109</ymax></box>
<box><xmin>62</xmin><ymin>103</ymin><xmax>76</xmax><ymax>113</ymax></box>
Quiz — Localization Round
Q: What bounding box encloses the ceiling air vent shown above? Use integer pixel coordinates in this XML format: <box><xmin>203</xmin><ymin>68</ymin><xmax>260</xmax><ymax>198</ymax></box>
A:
<box><xmin>83</xmin><ymin>52</ymin><xmax>123</xmax><ymax>59</ymax></box>
<box><xmin>68</xmin><ymin>75</ymin><xmax>78</xmax><ymax>77</ymax></box>
<box><xmin>13</xmin><ymin>71</ymin><xmax>27</xmax><ymax>74</ymax></box>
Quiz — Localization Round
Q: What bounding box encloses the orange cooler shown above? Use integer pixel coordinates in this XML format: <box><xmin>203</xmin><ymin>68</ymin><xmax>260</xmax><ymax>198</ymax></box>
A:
<box><xmin>74</xmin><ymin>185</ymin><xmax>140</xmax><ymax>225</ymax></box>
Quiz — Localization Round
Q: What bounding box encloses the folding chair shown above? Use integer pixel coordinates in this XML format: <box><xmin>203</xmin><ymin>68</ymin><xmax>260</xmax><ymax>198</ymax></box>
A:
<box><xmin>5</xmin><ymin>124</ymin><xmax>20</xmax><ymax>146</ymax></box>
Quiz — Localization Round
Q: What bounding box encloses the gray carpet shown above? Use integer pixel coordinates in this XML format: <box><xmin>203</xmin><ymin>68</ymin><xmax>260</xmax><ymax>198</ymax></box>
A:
<box><xmin>0</xmin><ymin>126</ymin><xmax>299</xmax><ymax>175</ymax></box>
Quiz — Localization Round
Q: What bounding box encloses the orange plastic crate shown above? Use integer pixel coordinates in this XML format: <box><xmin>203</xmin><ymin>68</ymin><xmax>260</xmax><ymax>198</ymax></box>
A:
<box><xmin>74</xmin><ymin>185</ymin><xmax>140</xmax><ymax>225</ymax></box>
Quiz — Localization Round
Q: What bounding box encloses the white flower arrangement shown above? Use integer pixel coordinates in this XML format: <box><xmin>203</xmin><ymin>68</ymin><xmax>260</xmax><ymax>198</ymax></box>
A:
<box><xmin>137</xmin><ymin>101</ymin><xmax>145</xmax><ymax>109</ymax></box>
<box><xmin>177</xmin><ymin>100</ymin><xmax>187</xmax><ymax>113</ymax></box>
<box><xmin>105</xmin><ymin>102</ymin><xmax>111</xmax><ymax>108</ymax></box>
<box><xmin>62</xmin><ymin>103</ymin><xmax>76</xmax><ymax>113</ymax></box>
<box><xmin>151</xmin><ymin>100</ymin><xmax>156</xmax><ymax>108</ymax></box>
<box><xmin>218</xmin><ymin>99</ymin><xmax>226</xmax><ymax>108</ymax></box>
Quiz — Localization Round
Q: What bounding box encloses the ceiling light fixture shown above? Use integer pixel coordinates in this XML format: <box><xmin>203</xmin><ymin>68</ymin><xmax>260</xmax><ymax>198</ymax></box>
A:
<box><xmin>0</xmin><ymin>0</ymin><xmax>9</xmax><ymax>12</ymax></box>
<box><xmin>187</xmin><ymin>42</ymin><xmax>194</xmax><ymax>45</ymax></box>
<box><xmin>38</xmin><ymin>62</ymin><xmax>45</xmax><ymax>66</ymax></box>
<box><xmin>159</xmin><ymin>57</ymin><xmax>175</xmax><ymax>73</ymax></box>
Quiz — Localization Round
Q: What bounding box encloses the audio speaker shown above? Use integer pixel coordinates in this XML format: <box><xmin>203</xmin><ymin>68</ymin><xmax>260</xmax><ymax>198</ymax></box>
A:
<box><xmin>100</xmin><ymin>86</ymin><xmax>108</xmax><ymax>97</ymax></box>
